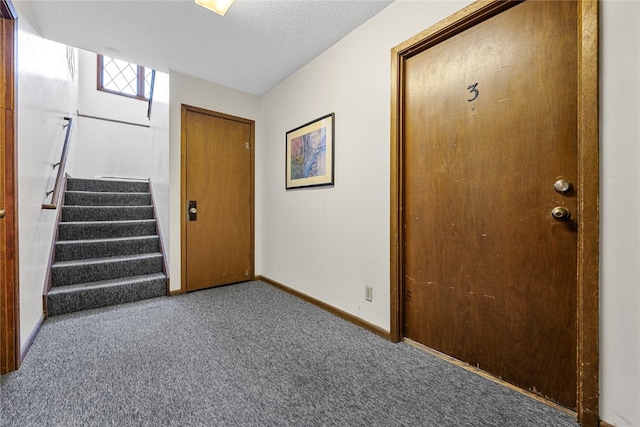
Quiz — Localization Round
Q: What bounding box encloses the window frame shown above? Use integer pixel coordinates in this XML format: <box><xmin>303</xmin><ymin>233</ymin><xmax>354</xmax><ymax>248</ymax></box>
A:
<box><xmin>96</xmin><ymin>54</ymin><xmax>149</xmax><ymax>101</ymax></box>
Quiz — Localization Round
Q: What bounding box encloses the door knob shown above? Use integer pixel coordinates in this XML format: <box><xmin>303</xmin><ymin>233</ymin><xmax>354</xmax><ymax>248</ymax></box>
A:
<box><xmin>189</xmin><ymin>207</ymin><xmax>197</xmax><ymax>214</ymax></box>
<box><xmin>0</xmin><ymin>209</ymin><xmax>5</xmax><ymax>218</ymax></box>
<box><xmin>551</xmin><ymin>206</ymin><xmax>571</xmax><ymax>221</ymax></box>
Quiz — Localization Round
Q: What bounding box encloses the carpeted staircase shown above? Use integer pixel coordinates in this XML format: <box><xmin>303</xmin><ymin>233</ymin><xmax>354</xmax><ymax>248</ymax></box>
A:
<box><xmin>47</xmin><ymin>177</ymin><xmax>167</xmax><ymax>316</ymax></box>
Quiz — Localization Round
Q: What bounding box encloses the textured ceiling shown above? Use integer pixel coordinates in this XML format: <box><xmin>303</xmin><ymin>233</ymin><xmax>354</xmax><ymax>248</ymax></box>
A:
<box><xmin>16</xmin><ymin>0</ymin><xmax>393</xmax><ymax>95</ymax></box>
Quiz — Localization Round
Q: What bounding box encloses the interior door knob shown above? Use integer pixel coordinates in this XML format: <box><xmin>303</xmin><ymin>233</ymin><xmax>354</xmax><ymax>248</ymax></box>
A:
<box><xmin>0</xmin><ymin>209</ymin><xmax>5</xmax><ymax>218</ymax></box>
<box><xmin>189</xmin><ymin>207</ymin><xmax>197</xmax><ymax>214</ymax></box>
<box><xmin>551</xmin><ymin>206</ymin><xmax>571</xmax><ymax>221</ymax></box>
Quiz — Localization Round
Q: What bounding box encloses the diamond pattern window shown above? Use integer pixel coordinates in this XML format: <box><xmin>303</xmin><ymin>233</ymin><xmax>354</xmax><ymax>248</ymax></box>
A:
<box><xmin>97</xmin><ymin>55</ymin><xmax>152</xmax><ymax>100</ymax></box>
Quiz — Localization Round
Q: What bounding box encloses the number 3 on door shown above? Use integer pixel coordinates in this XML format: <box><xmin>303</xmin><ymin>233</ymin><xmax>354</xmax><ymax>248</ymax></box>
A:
<box><xmin>467</xmin><ymin>82</ymin><xmax>479</xmax><ymax>102</ymax></box>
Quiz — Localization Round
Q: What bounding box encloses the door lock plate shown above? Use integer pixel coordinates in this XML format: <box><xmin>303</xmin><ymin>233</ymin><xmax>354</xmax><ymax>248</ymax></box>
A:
<box><xmin>188</xmin><ymin>201</ymin><xmax>197</xmax><ymax>221</ymax></box>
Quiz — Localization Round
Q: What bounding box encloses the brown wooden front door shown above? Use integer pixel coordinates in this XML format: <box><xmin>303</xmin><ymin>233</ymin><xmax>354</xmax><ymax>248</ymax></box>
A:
<box><xmin>182</xmin><ymin>105</ymin><xmax>254</xmax><ymax>292</ymax></box>
<box><xmin>402</xmin><ymin>1</ymin><xmax>578</xmax><ymax>408</ymax></box>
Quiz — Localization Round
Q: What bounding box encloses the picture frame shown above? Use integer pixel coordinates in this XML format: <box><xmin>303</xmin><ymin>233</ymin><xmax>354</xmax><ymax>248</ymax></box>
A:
<box><xmin>285</xmin><ymin>113</ymin><xmax>335</xmax><ymax>189</ymax></box>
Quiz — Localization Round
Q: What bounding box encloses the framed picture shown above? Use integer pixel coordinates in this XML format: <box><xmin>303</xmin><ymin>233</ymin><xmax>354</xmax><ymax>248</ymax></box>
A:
<box><xmin>286</xmin><ymin>113</ymin><xmax>334</xmax><ymax>189</ymax></box>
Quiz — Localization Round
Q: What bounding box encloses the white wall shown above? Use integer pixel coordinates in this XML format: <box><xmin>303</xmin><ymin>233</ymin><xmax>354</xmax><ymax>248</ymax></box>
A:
<box><xmin>168</xmin><ymin>71</ymin><xmax>260</xmax><ymax>292</ymax></box>
<box><xmin>257</xmin><ymin>0</ymin><xmax>471</xmax><ymax>331</ymax></box>
<box><xmin>15</xmin><ymin>10</ymin><xmax>79</xmax><ymax>348</ymax></box>
<box><xmin>66</xmin><ymin>49</ymin><xmax>153</xmax><ymax>180</ymax></box>
<box><xmin>600</xmin><ymin>2</ymin><xmax>640</xmax><ymax>426</ymax></box>
<box><xmin>148</xmin><ymin>73</ymin><xmax>171</xmax><ymax>266</ymax></box>
<box><xmin>258</xmin><ymin>1</ymin><xmax>639</xmax><ymax>425</ymax></box>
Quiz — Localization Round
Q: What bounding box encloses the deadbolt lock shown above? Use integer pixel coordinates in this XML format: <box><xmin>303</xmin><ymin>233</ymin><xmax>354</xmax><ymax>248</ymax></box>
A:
<box><xmin>188</xmin><ymin>201</ymin><xmax>197</xmax><ymax>221</ymax></box>
<box><xmin>553</xmin><ymin>179</ymin><xmax>573</xmax><ymax>194</ymax></box>
<box><xmin>551</xmin><ymin>206</ymin><xmax>571</xmax><ymax>221</ymax></box>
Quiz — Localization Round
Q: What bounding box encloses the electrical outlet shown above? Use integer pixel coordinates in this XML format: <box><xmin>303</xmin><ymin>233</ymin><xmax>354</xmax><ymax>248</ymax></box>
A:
<box><xmin>365</xmin><ymin>286</ymin><xmax>373</xmax><ymax>302</ymax></box>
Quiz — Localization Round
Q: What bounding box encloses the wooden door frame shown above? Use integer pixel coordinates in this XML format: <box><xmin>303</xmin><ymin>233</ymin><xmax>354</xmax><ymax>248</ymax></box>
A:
<box><xmin>180</xmin><ymin>104</ymin><xmax>255</xmax><ymax>293</ymax></box>
<box><xmin>389</xmin><ymin>1</ymin><xmax>599</xmax><ymax>425</ymax></box>
<box><xmin>1</xmin><ymin>0</ymin><xmax>19</xmax><ymax>375</ymax></box>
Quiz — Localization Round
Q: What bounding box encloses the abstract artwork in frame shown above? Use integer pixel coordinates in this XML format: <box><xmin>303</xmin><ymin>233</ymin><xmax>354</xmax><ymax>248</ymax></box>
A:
<box><xmin>285</xmin><ymin>113</ymin><xmax>334</xmax><ymax>189</ymax></box>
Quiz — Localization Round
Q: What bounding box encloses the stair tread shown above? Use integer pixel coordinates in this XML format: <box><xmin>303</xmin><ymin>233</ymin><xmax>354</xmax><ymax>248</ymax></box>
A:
<box><xmin>66</xmin><ymin>178</ymin><xmax>149</xmax><ymax>187</ymax></box>
<box><xmin>65</xmin><ymin>190</ymin><xmax>150</xmax><ymax>195</ymax></box>
<box><xmin>53</xmin><ymin>252</ymin><xmax>163</xmax><ymax>268</ymax></box>
<box><xmin>56</xmin><ymin>235</ymin><xmax>159</xmax><ymax>245</ymax></box>
<box><xmin>48</xmin><ymin>273</ymin><xmax>166</xmax><ymax>295</ymax></box>
<box><xmin>63</xmin><ymin>190</ymin><xmax>152</xmax><ymax>207</ymax></box>
<box><xmin>68</xmin><ymin>178</ymin><xmax>147</xmax><ymax>183</ymax></box>
<box><xmin>63</xmin><ymin>205</ymin><xmax>153</xmax><ymax>208</ymax></box>
<box><xmin>60</xmin><ymin>219</ymin><xmax>156</xmax><ymax>226</ymax></box>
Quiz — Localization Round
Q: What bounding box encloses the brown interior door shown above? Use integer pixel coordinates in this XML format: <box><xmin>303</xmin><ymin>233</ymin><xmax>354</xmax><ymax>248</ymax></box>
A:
<box><xmin>1</xmin><ymin>1</ymin><xmax>19</xmax><ymax>375</ymax></box>
<box><xmin>183</xmin><ymin>106</ymin><xmax>254</xmax><ymax>292</ymax></box>
<box><xmin>403</xmin><ymin>1</ymin><xmax>577</xmax><ymax>408</ymax></box>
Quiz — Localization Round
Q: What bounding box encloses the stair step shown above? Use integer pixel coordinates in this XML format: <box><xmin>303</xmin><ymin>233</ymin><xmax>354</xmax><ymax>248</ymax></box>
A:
<box><xmin>46</xmin><ymin>177</ymin><xmax>166</xmax><ymax>317</ymax></box>
<box><xmin>55</xmin><ymin>236</ymin><xmax>160</xmax><ymax>262</ymax></box>
<box><xmin>62</xmin><ymin>205</ymin><xmax>154</xmax><ymax>222</ymax></box>
<box><xmin>66</xmin><ymin>178</ymin><xmax>149</xmax><ymax>193</ymax></box>
<box><xmin>47</xmin><ymin>273</ymin><xmax>167</xmax><ymax>316</ymax></box>
<box><xmin>64</xmin><ymin>191</ymin><xmax>151</xmax><ymax>207</ymax></box>
<box><xmin>58</xmin><ymin>219</ymin><xmax>157</xmax><ymax>240</ymax></box>
<box><xmin>51</xmin><ymin>253</ymin><xmax>164</xmax><ymax>287</ymax></box>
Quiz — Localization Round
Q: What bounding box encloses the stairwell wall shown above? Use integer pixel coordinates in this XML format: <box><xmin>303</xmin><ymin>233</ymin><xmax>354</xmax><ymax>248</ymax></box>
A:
<box><xmin>147</xmin><ymin>72</ymin><xmax>171</xmax><ymax>268</ymax></box>
<box><xmin>66</xmin><ymin>49</ymin><xmax>166</xmax><ymax>181</ymax></box>
<box><xmin>14</xmin><ymin>8</ymin><xmax>79</xmax><ymax>350</ymax></box>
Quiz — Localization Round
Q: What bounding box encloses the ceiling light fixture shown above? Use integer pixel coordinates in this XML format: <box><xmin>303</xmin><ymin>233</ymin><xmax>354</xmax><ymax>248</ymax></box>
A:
<box><xmin>195</xmin><ymin>0</ymin><xmax>235</xmax><ymax>16</ymax></box>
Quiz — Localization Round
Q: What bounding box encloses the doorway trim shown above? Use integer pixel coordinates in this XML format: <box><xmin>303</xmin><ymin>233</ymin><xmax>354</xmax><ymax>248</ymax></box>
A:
<box><xmin>1</xmin><ymin>0</ymin><xmax>19</xmax><ymax>375</ymax></box>
<box><xmin>389</xmin><ymin>1</ymin><xmax>599</xmax><ymax>425</ymax></box>
<box><xmin>180</xmin><ymin>104</ymin><xmax>255</xmax><ymax>293</ymax></box>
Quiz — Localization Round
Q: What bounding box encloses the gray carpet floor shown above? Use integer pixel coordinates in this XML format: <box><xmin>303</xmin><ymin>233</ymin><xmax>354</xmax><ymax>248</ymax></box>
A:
<box><xmin>1</xmin><ymin>280</ymin><xmax>580</xmax><ymax>427</ymax></box>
